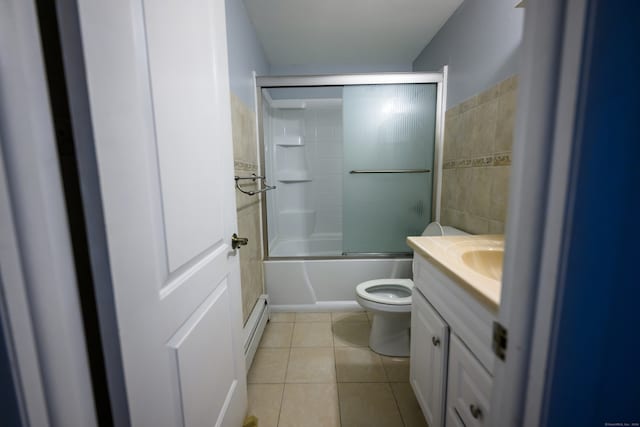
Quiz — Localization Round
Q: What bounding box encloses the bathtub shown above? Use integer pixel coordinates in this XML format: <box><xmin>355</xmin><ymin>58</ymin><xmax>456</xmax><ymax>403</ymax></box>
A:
<box><xmin>264</xmin><ymin>257</ymin><xmax>413</xmax><ymax>311</ymax></box>
<box><xmin>269</xmin><ymin>235</ymin><xmax>342</xmax><ymax>257</ymax></box>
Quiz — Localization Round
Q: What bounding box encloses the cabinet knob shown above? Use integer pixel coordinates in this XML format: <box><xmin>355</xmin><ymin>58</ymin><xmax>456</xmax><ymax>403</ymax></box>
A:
<box><xmin>431</xmin><ymin>336</ymin><xmax>440</xmax><ymax>346</ymax></box>
<box><xmin>469</xmin><ymin>404</ymin><xmax>482</xmax><ymax>419</ymax></box>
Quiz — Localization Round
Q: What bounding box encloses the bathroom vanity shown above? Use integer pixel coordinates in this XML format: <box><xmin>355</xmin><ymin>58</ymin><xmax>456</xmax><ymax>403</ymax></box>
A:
<box><xmin>407</xmin><ymin>235</ymin><xmax>504</xmax><ymax>427</ymax></box>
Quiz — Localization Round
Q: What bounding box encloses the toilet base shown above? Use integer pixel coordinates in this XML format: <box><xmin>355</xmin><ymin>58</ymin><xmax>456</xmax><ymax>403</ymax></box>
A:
<box><xmin>369</xmin><ymin>312</ymin><xmax>411</xmax><ymax>357</ymax></box>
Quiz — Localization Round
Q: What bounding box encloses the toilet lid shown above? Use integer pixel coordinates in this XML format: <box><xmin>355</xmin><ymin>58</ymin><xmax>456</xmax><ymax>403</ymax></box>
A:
<box><xmin>356</xmin><ymin>279</ymin><xmax>414</xmax><ymax>305</ymax></box>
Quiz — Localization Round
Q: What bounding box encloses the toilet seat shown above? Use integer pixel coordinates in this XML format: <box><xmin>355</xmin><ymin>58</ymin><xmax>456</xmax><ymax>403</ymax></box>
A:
<box><xmin>355</xmin><ymin>279</ymin><xmax>414</xmax><ymax>306</ymax></box>
<box><xmin>355</xmin><ymin>278</ymin><xmax>414</xmax><ymax>356</ymax></box>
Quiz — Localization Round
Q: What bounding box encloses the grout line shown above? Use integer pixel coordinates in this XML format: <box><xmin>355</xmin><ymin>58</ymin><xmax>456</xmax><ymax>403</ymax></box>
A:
<box><xmin>332</xmin><ymin>314</ymin><xmax>342</xmax><ymax>425</ymax></box>
<box><xmin>276</xmin><ymin>326</ymin><xmax>294</xmax><ymax>427</ymax></box>
<box><xmin>332</xmin><ymin>324</ymin><xmax>337</xmax><ymax>355</ymax></box>
<box><xmin>284</xmin><ymin>380</ymin><xmax>340</xmax><ymax>384</ymax></box>
<box><xmin>388</xmin><ymin>382</ymin><xmax>408</xmax><ymax>427</ymax></box>
<box><xmin>284</xmin><ymin>334</ymin><xmax>293</xmax><ymax>384</ymax></box>
<box><xmin>275</xmin><ymin>382</ymin><xmax>285</xmax><ymax>427</ymax></box>
<box><xmin>380</xmin><ymin>356</ymin><xmax>390</xmax><ymax>382</ymax></box>
<box><xmin>333</xmin><ymin>327</ymin><xmax>343</xmax><ymax>427</ymax></box>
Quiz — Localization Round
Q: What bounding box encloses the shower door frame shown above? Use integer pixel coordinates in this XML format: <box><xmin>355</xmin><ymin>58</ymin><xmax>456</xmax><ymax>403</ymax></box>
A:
<box><xmin>256</xmin><ymin>69</ymin><xmax>448</xmax><ymax>260</ymax></box>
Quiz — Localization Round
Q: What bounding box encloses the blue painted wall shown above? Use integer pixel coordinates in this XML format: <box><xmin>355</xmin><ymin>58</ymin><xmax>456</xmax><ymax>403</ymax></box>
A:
<box><xmin>267</xmin><ymin>86</ymin><xmax>343</xmax><ymax>100</ymax></box>
<box><xmin>543</xmin><ymin>0</ymin><xmax>640</xmax><ymax>424</ymax></box>
<box><xmin>270</xmin><ymin>63</ymin><xmax>412</xmax><ymax>76</ymax></box>
<box><xmin>412</xmin><ymin>0</ymin><xmax>524</xmax><ymax>108</ymax></box>
<box><xmin>224</xmin><ymin>0</ymin><xmax>270</xmax><ymax>110</ymax></box>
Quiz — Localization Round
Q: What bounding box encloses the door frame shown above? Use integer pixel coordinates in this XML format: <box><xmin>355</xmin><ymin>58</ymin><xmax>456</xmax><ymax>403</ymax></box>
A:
<box><xmin>490</xmin><ymin>0</ymin><xmax>590</xmax><ymax>425</ymax></box>
<box><xmin>0</xmin><ymin>0</ymin><xmax>98</xmax><ymax>425</ymax></box>
<box><xmin>52</xmin><ymin>0</ymin><xmax>132</xmax><ymax>423</ymax></box>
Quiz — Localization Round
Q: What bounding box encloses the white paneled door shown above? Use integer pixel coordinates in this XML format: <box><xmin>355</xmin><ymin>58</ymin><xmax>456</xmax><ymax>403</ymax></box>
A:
<box><xmin>76</xmin><ymin>1</ymin><xmax>246</xmax><ymax>426</ymax></box>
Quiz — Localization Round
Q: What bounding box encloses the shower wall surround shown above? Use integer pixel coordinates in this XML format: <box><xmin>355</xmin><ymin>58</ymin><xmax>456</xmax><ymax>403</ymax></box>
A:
<box><xmin>440</xmin><ymin>75</ymin><xmax>518</xmax><ymax>234</ymax></box>
<box><xmin>230</xmin><ymin>93</ymin><xmax>264</xmax><ymax>323</ymax></box>
<box><xmin>264</xmin><ymin>96</ymin><xmax>344</xmax><ymax>256</ymax></box>
<box><xmin>306</xmin><ymin>102</ymin><xmax>343</xmax><ymax>237</ymax></box>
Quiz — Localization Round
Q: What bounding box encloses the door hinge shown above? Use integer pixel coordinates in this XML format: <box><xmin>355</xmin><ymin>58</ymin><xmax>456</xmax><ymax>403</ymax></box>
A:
<box><xmin>492</xmin><ymin>321</ymin><xmax>508</xmax><ymax>361</ymax></box>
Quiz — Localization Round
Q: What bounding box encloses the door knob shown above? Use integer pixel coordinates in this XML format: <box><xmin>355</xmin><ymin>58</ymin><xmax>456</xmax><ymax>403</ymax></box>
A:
<box><xmin>469</xmin><ymin>404</ymin><xmax>482</xmax><ymax>419</ymax></box>
<box><xmin>231</xmin><ymin>233</ymin><xmax>248</xmax><ymax>249</ymax></box>
<box><xmin>432</xmin><ymin>336</ymin><xmax>440</xmax><ymax>346</ymax></box>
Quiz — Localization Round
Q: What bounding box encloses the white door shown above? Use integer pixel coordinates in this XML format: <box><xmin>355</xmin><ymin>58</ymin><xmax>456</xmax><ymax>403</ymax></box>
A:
<box><xmin>75</xmin><ymin>1</ymin><xmax>246</xmax><ymax>426</ymax></box>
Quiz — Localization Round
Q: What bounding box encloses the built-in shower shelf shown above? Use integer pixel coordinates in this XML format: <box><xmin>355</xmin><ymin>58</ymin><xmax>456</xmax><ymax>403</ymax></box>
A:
<box><xmin>275</xmin><ymin>135</ymin><xmax>304</xmax><ymax>146</ymax></box>
<box><xmin>271</xmin><ymin>99</ymin><xmax>306</xmax><ymax>109</ymax></box>
<box><xmin>278</xmin><ymin>170</ymin><xmax>311</xmax><ymax>182</ymax></box>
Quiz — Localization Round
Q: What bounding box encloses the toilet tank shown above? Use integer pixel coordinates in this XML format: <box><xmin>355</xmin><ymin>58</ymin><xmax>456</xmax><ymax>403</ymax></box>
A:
<box><xmin>421</xmin><ymin>221</ymin><xmax>468</xmax><ymax>237</ymax></box>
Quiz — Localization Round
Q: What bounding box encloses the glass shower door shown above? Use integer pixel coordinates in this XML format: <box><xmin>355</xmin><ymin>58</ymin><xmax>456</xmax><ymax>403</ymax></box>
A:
<box><xmin>342</xmin><ymin>84</ymin><xmax>437</xmax><ymax>254</ymax></box>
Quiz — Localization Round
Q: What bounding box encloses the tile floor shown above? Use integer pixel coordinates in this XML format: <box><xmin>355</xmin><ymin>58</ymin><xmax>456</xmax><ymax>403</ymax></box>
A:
<box><xmin>247</xmin><ymin>311</ymin><xmax>429</xmax><ymax>427</ymax></box>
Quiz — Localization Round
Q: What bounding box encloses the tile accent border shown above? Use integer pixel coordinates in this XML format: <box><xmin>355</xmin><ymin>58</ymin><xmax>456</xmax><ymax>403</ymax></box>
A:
<box><xmin>443</xmin><ymin>152</ymin><xmax>511</xmax><ymax>170</ymax></box>
<box><xmin>234</xmin><ymin>160</ymin><xmax>258</xmax><ymax>172</ymax></box>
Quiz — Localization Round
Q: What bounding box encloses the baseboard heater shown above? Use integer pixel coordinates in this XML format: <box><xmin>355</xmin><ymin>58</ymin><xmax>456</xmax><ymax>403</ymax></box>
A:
<box><xmin>243</xmin><ymin>294</ymin><xmax>269</xmax><ymax>371</ymax></box>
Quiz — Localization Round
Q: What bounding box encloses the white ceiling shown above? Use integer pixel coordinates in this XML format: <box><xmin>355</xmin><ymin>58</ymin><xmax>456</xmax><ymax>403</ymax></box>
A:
<box><xmin>243</xmin><ymin>0</ymin><xmax>463</xmax><ymax>68</ymax></box>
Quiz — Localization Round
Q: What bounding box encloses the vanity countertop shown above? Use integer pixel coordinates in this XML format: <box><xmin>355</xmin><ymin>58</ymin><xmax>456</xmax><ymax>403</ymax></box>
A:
<box><xmin>407</xmin><ymin>235</ymin><xmax>504</xmax><ymax>312</ymax></box>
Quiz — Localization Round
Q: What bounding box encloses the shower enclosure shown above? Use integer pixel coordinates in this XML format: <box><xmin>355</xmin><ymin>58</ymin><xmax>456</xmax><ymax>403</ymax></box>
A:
<box><xmin>257</xmin><ymin>72</ymin><xmax>446</xmax><ymax>309</ymax></box>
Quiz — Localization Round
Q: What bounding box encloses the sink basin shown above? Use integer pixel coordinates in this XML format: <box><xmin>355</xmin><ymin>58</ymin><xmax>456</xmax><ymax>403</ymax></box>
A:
<box><xmin>461</xmin><ymin>249</ymin><xmax>504</xmax><ymax>281</ymax></box>
<box><xmin>407</xmin><ymin>234</ymin><xmax>505</xmax><ymax>311</ymax></box>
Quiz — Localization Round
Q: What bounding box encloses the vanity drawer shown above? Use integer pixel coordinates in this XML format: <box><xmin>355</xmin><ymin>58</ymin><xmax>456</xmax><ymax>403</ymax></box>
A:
<box><xmin>446</xmin><ymin>334</ymin><xmax>492</xmax><ymax>427</ymax></box>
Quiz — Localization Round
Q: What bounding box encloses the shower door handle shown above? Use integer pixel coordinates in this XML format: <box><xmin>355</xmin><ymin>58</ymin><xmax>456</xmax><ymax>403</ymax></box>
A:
<box><xmin>231</xmin><ymin>233</ymin><xmax>248</xmax><ymax>249</ymax></box>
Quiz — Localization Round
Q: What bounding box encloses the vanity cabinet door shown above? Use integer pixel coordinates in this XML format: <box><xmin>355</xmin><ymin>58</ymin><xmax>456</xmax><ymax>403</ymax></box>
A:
<box><xmin>411</xmin><ymin>289</ymin><xmax>449</xmax><ymax>427</ymax></box>
<box><xmin>446</xmin><ymin>334</ymin><xmax>492</xmax><ymax>427</ymax></box>
<box><xmin>446</xmin><ymin>406</ymin><xmax>466</xmax><ymax>427</ymax></box>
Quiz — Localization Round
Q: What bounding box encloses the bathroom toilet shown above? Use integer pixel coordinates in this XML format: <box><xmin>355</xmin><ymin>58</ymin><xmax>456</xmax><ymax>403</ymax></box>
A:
<box><xmin>355</xmin><ymin>222</ymin><xmax>467</xmax><ymax>357</ymax></box>
<box><xmin>355</xmin><ymin>278</ymin><xmax>414</xmax><ymax>357</ymax></box>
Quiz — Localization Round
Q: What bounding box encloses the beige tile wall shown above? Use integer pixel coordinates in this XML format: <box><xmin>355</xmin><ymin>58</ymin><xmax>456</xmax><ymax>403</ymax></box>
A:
<box><xmin>441</xmin><ymin>75</ymin><xmax>518</xmax><ymax>234</ymax></box>
<box><xmin>230</xmin><ymin>93</ymin><xmax>264</xmax><ymax>324</ymax></box>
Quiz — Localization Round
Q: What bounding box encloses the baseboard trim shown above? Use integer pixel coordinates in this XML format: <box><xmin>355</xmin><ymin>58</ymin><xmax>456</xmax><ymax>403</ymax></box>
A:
<box><xmin>270</xmin><ymin>300</ymin><xmax>362</xmax><ymax>312</ymax></box>
<box><xmin>243</xmin><ymin>295</ymin><xmax>269</xmax><ymax>371</ymax></box>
